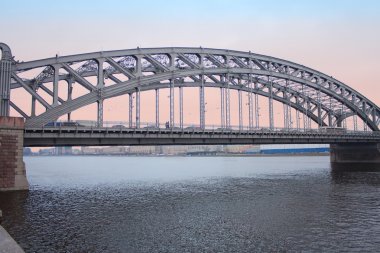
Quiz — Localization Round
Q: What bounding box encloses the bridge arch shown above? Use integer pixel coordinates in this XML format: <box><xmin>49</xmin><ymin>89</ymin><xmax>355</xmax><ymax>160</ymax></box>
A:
<box><xmin>0</xmin><ymin>43</ymin><xmax>12</xmax><ymax>60</ymax></box>
<box><xmin>4</xmin><ymin>44</ymin><xmax>379</xmax><ymax>131</ymax></box>
<box><xmin>21</xmin><ymin>69</ymin><xmax>326</xmax><ymax>128</ymax></box>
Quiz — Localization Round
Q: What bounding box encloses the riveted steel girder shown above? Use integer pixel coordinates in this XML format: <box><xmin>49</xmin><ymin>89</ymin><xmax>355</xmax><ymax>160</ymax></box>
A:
<box><xmin>3</xmin><ymin>44</ymin><xmax>378</xmax><ymax>130</ymax></box>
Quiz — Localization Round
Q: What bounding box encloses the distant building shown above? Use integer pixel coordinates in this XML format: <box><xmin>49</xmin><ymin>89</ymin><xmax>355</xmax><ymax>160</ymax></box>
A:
<box><xmin>128</xmin><ymin>146</ymin><xmax>156</xmax><ymax>155</ymax></box>
<box><xmin>101</xmin><ymin>146</ymin><xmax>128</xmax><ymax>155</ymax></box>
<box><xmin>39</xmin><ymin>148</ymin><xmax>56</xmax><ymax>155</ymax></box>
<box><xmin>258</xmin><ymin>144</ymin><xmax>329</xmax><ymax>154</ymax></box>
<box><xmin>23</xmin><ymin>147</ymin><xmax>32</xmax><ymax>155</ymax></box>
<box><xmin>54</xmin><ymin>146</ymin><xmax>73</xmax><ymax>155</ymax></box>
<box><xmin>223</xmin><ymin>145</ymin><xmax>257</xmax><ymax>153</ymax></box>
<box><xmin>81</xmin><ymin>147</ymin><xmax>101</xmax><ymax>155</ymax></box>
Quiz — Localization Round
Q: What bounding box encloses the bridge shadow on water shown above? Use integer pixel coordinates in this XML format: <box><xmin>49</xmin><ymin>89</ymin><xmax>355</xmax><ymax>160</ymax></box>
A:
<box><xmin>330</xmin><ymin>163</ymin><xmax>380</xmax><ymax>185</ymax></box>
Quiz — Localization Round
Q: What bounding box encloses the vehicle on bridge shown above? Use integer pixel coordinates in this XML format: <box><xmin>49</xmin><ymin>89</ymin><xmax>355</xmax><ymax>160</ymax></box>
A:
<box><xmin>111</xmin><ymin>124</ymin><xmax>126</xmax><ymax>129</ymax></box>
<box><xmin>318</xmin><ymin>127</ymin><xmax>347</xmax><ymax>134</ymax></box>
<box><xmin>44</xmin><ymin>121</ymin><xmax>85</xmax><ymax>128</ymax></box>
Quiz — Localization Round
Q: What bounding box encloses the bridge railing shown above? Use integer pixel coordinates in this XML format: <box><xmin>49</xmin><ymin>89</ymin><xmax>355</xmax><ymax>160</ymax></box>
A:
<box><xmin>36</xmin><ymin>120</ymin><xmax>380</xmax><ymax>136</ymax></box>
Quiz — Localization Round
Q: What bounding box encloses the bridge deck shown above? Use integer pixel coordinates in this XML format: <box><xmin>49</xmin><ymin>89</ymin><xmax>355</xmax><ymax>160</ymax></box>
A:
<box><xmin>24</xmin><ymin>127</ymin><xmax>380</xmax><ymax>147</ymax></box>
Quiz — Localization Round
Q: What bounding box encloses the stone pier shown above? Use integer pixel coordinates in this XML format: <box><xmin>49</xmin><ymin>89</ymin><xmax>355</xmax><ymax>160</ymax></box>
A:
<box><xmin>330</xmin><ymin>143</ymin><xmax>380</xmax><ymax>171</ymax></box>
<box><xmin>0</xmin><ymin>117</ymin><xmax>28</xmax><ymax>191</ymax></box>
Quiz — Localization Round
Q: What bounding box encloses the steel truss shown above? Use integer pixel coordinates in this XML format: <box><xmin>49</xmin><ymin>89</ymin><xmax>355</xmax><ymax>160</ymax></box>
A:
<box><xmin>0</xmin><ymin>42</ymin><xmax>379</xmax><ymax>131</ymax></box>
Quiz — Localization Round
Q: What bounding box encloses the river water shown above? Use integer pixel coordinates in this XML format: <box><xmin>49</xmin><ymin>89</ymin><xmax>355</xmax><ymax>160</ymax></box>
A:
<box><xmin>0</xmin><ymin>156</ymin><xmax>380</xmax><ymax>252</ymax></box>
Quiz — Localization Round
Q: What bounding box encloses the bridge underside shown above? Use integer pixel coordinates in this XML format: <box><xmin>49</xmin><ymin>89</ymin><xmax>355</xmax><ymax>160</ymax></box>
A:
<box><xmin>24</xmin><ymin>127</ymin><xmax>380</xmax><ymax>147</ymax></box>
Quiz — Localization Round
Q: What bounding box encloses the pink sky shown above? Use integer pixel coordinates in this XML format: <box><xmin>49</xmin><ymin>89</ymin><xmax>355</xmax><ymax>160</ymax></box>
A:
<box><xmin>2</xmin><ymin>1</ymin><xmax>380</xmax><ymax>129</ymax></box>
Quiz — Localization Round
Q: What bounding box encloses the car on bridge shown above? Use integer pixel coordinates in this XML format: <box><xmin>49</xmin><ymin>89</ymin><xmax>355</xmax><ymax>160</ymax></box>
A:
<box><xmin>216</xmin><ymin>127</ymin><xmax>233</xmax><ymax>131</ymax></box>
<box><xmin>44</xmin><ymin>122</ymin><xmax>85</xmax><ymax>128</ymax></box>
<box><xmin>318</xmin><ymin>127</ymin><xmax>346</xmax><ymax>134</ymax></box>
<box><xmin>111</xmin><ymin>124</ymin><xmax>126</xmax><ymax>129</ymax></box>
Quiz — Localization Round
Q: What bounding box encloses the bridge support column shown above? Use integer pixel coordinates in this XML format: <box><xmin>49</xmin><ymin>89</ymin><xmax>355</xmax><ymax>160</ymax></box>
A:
<box><xmin>330</xmin><ymin>143</ymin><xmax>380</xmax><ymax>170</ymax></box>
<box><xmin>0</xmin><ymin>117</ymin><xmax>28</xmax><ymax>191</ymax></box>
<box><xmin>155</xmin><ymin>89</ymin><xmax>159</xmax><ymax>128</ymax></box>
<box><xmin>0</xmin><ymin>43</ymin><xmax>12</xmax><ymax>117</ymax></box>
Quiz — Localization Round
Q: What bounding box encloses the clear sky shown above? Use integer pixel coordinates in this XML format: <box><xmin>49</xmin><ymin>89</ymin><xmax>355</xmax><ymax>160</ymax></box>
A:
<box><xmin>1</xmin><ymin>0</ymin><xmax>380</xmax><ymax>127</ymax></box>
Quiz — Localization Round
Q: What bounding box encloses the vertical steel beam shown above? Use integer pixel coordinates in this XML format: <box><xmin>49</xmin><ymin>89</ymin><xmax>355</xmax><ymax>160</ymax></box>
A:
<box><xmin>296</xmin><ymin>108</ymin><xmax>300</xmax><ymax>131</ymax></box>
<box><xmin>238</xmin><ymin>89</ymin><xmax>242</xmax><ymax>130</ymax></box>
<box><xmin>248</xmin><ymin>82</ymin><xmax>253</xmax><ymax>130</ymax></box>
<box><xmin>135</xmin><ymin>55</ymin><xmax>142</xmax><ymax>76</ymax></box>
<box><xmin>31</xmin><ymin>97</ymin><xmax>36</xmax><ymax>117</ymax></box>
<box><xmin>136</xmin><ymin>88</ymin><xmax>140</xmax><ymax>128</ymax></box>
<box><xmin>179</xmin><ymin>86</ymin><xmax>183</xmax><ymax>128</ymax></box>
<box><xmin>170</xmin><ymin>79</ymin><xmax>174</xmax><ymax>128</ymax></box>
<box><xmin>328</xmin><ymin>113</ymin><xmax>333</xmax><ymax>127</ymax></box>
<box><xmin>304</xmin><ymin>103</ymin><xmax>308</xmax><ymax>130</ymax></box>
<box><xmin>67</xmin><ymin>79</ymin><xmax>73</xmax><ymax>121</ymax></box>
<box><xmin>269</xmin><ymin>77</ymin><xmax>274</xmax><ymax>130</ymax></box>
<box><xmin>328</xmin><ymin>97</ymin><xmax>333</xmax><ymax>127</ymax></box>
<box><xmin>200</xmin><ymin>75</ymin><xmax>205</xmax><ymax>129</ymax></box>
<box><xmin>254</xmin><ymin>84</ymin><xmax>259</xmax><ymax>129</ymax></box>
<box><xmin>363</xmin><ymin>101</ymin><xmax>368</xmax><ymax>131</ymax></box>
<box><xmin>283</xmin><ymin>80</ymin><xmax>288</xmax><ymax>129</ymax></box>
<box><xmin>307</xmin><ymin>100</ymin><xmax>311</xmax><ymax>129</ymax></box>
<box><xmin>129</xmin><ymin>93</ymin><xmax>133</xmax><ymax>128</ymax></box>
<box><xmin>283</xmin><ymin>103</ymin><xmax>288</xmax><ymax>129</ymax></box>
<box><xmin>53</xmin><ymin>64</ymin><xmax>59</xmax><ymax>106</ymax></box>
<box><xmin>372</xmin><ymin>107</ymin><xmax>376</xmax><ymax>125</ymax></box>
<box><xmin>155</xmin><ymin>89</ymin><xmax>159</xmax><ymax>128</ymax></box>
<box><xmin>97</xmin><ymin>58</ymin><xmax>104</xmax><ymax>88</ymax></box>
<box><xmin>317</xmin><ymin>87</ymin><xmax>322</xmax><ymax>127</ymax></box>
<box><xmin>288</xmin><ymin>105</ymin><xmax>292</xmax><ymax>129</ymax></box>
<box><xmin>295</xmin><ymin>97</ymin><xmax>299</xmax><ymax>130</ymax></box>
<box><xmin>302</xmin><ymin>85</ymin><xmax>307</xmax><ymax>130</ymax></box>
<box><xmin>220</xmin><ymin>86</ymin><xmax>225</xmax><ymax>128</ymax></box>
<box><xmin>0</xmin><ymin>48</ymin><xmax>12</xmax><ymax>116</ymax></box>
<box><xmin>286</xmin><ymin>80</ymin><xmax>292</xmax><ymax>129</ymax></box>
<box><xmin>96</xmin><ymin>59</ymin><xmax>105</xmax><ymax>127</ymax></box>
<box><xmin>226</xmin><ymin>75</ymin><xmax>231</xmax><ymax>128</ymax></box>
<box><xmin>97</xmin><ymin>99</ymin><xmax>103</xmax><ymax>127</ymax></box>
<box><xmin>353</xmin><ymin>94</ymin><xmax>358</xmax><ymax>132</ymax></box>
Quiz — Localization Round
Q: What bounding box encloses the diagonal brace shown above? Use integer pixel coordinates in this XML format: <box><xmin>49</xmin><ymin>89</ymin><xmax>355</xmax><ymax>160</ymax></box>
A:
<box><xmin>62</xmin><ymin>63</ymin><xmax>95</xmax><ymax>91</ymax></box>
<box><xmin>12</xmin><ymin>73</ymin><xmax>52</xmax><ymax>109</ymax></box>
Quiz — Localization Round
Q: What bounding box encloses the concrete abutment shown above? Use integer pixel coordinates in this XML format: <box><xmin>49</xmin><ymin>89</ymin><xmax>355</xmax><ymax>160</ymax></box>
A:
<box><xmin>0</xmin><ymin>116</ymin><xmax>28</xmax><ymax>191</ymax></box>
<box><xmin>330</xmin><ymin>143</ymin><xmax>380</xmax><ymax>171</ymax></box>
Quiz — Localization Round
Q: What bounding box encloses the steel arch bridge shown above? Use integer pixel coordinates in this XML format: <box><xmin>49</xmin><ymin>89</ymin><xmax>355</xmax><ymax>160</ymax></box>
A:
<box><xmin>1</xmin><ymin>42</ymin><xmax>380</xmax><ymax>132</ymax></box>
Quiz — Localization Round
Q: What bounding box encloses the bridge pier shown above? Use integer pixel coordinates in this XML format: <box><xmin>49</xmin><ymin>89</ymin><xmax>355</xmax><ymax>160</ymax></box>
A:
<box><xmin>0</xmin><ymin>117</ymin><xmax>28</xmax><ymax>191</ymax></box>
<box><xmin>330</xmin><ymin>143</ymin><xmax>380</xmax><ymax>171</ymax></box>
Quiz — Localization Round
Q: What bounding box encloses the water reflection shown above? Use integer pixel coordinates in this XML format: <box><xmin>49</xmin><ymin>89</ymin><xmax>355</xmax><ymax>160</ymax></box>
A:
<box><xmin>0</xmin><ymin>156</ymin><xmax>379</xmax><ymax>253</ymax></box>
<box><xmin>331</xmin><ymin>168</ymin><xmax>380</xmax><ymax>185</ymax></box>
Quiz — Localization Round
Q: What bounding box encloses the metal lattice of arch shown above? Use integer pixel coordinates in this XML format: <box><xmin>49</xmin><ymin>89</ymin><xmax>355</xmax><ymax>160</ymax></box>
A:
<box><xmin>1</xmin><ymin>42</ymin><xmax>379</xmax><ymax>131</ymax></box>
